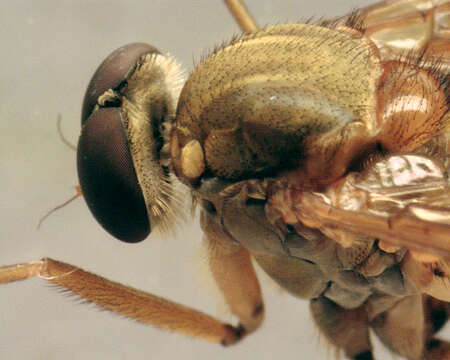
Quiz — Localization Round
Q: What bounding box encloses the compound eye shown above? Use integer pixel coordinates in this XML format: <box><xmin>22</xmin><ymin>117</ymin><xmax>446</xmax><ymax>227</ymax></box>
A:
<box><xmin>81</xmin><ymin>43</ymin><xmax>160</xmax><ymax>125</ymax></box>
<box><xmin>78</xmin><ymin>43</ymin><xmax>159</xmax><ymax>243</ymax></box>
<box><xmin>77</xmin><ymin>108</ymin><xmax>150</xmax><ymax>242</ymax></box>
<box><xmin>78</xmin><ymin>42</ymin><xmax>184</xmax><ymax>242</ymax></box>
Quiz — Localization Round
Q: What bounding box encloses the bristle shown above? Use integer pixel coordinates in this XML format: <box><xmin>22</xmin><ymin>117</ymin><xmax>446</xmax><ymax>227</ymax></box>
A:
<box><xmin>154</xmin><ymin>53</ymin><xmax>186</xmax><ymax>107</ymax></box>
<box><xmin>121</xmin><ymin>52</ymin><xmax>189</xmax><ymax>237</ymax></box>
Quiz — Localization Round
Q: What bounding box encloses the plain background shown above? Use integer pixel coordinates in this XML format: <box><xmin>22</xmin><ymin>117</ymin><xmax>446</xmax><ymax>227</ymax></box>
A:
<box><xmin>1</xmin><ymin>1</ymin><xmax>447</xmax><ymax>360</ymax></box>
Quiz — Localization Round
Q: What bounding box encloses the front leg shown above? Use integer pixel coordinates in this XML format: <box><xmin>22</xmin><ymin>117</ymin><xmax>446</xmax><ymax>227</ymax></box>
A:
<box><xmin>201</xmin><ymin>209</ymin><xmax>264</xmax><ymax>334</ymax></box>
<box><xmin>0</xmin><ymin>253</ymin><xmax>257</xmax><ymax>345</ymax></box>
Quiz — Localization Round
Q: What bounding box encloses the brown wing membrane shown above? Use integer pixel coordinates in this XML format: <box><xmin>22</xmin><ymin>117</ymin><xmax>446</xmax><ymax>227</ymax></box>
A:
<box><xmin>269</xmin><ymin>154</ymin><xmax>450</xmax><ymax>259</ymax></box>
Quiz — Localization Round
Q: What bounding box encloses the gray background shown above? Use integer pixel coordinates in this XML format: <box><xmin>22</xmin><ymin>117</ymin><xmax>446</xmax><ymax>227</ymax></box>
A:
<box><xmin>0</xmin><ymin>1</ymin><xmax>432</xmax><ymax>359</ymax></box>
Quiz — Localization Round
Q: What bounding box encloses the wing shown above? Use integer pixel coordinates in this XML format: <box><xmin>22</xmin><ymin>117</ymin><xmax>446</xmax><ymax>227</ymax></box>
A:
<box><xmin>269</xmin><ymin>152</ymin><xmax>450</xmax><ymax>260</ymax></box>
<box><xmin>298</xmin><ymin>163</ymin><xmax>449</xmax><ymax>258</ymax></box>
<box><xmin>339</xmin><ymin>0</ymin><xmax>450</xmax><ymax>68</ymax></box>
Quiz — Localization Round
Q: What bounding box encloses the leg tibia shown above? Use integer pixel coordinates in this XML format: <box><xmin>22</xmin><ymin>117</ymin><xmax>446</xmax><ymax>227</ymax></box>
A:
<box><xmin>1</xmin><ymin>258</ymin><xmax>244</xmax><ymax>345</ymax></box>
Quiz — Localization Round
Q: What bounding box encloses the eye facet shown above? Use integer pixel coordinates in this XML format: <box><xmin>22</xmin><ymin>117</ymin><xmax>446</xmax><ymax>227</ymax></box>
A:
<box><xmin>77</xmin><ymin>108</ymin><xmax>150</xmax><ymax>242</ymax></box>
<box><xmin>77</xmin><ymin>43</ymin><xmax>184</xmax><ymax>243</ymax></box>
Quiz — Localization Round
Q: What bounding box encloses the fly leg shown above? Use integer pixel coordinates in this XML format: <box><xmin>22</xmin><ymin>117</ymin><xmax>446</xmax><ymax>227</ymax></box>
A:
<box><xmin>0</xmin><ymin>212</ymin><xmax>264</xmax><ymax>345</ymax></box>
<box><xmin>423</xmin><ymin>295</ymin><xmax>450</xmax><ymax>360</ymax></box>
<box><xmin>401</xmin><ymin>253</ymin><xmax>450</xmax><ymax>358</ymax></box>
<box><xmin>310</xmin><ymin>296</ymin><xmax>373</xmax><ymax>360</ymax></box>
<box><xmin>223</xmin><ymin>0</ymin><xmax>259</xmax><ymax>34</ymax></box>
<box><xmin>0</xmin><ymin>258</ymin><xmax>244</xmax><ymax>345</ymax></box>
<box><xmin>370</xmin><ymin>293</ymin><xmax>450</xmax><ymax>359</ymax></box>
<box><xmin>201</xmin><ymin>208</ymin><xmax>264</xmax><ymax>334</ymax></box>
<box><xmin>370</xmin><ymin>294</ymin><xmax>426</xmax><ymax>360</ymax></box>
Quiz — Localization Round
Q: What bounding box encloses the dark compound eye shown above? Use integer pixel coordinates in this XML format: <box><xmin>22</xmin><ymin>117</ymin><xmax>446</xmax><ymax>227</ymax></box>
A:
<box><xmin>77</xmin><ymin>108</ymin><xmax>150</xmax><ymax>242</ymax></box>
<box><xmin>77</xmin><ymin>43</ymin><xmax>183</xmax><ymax>243</ymax></box>
<box><xmin>81</xmin><ymin>43</ymin><xmax>160</xmax><ymax>125</ymax></box>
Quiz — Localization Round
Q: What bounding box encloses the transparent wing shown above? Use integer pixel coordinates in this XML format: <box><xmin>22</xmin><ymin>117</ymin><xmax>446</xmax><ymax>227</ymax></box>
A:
<box><xmin>337</xmin><ymin>0</ymin><xmax>450</xmax><ymax>70</ymax></box>
<box><xmin>270</xmin><ymin>153</ymin><xmax>450</xmax><ymax>259</ymax></box>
